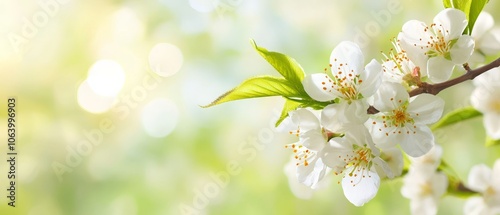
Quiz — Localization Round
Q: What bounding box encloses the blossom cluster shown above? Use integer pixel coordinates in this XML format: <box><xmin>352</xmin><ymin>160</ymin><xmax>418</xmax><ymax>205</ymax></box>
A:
<box><xmin>401</xmin><ymin>145</ymin><xmax>448</xmax><ymax>215</ymax></box>
<box><xmin>207</xmin><ymin>5</ymin><xmax>500</xmax><ymax>214</ymax></box>
<box><xmin>278</xmin><ymin>8</ymin><xmax>500</xmax><ymax>211</ymax></box>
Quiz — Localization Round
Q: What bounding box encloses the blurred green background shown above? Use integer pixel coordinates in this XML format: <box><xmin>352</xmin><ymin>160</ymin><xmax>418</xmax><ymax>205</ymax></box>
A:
<box><xmin>0</xmin><ymin>0</ymin><xmax>499</xmax><ymax>214</ymax></box>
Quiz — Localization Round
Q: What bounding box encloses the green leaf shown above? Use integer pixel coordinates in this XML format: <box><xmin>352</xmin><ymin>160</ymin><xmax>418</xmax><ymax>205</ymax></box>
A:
<box><xmin>251</xmin><ymin>40</ymin><xmax>306</xmax><ymax>92</ymax></box>
<box><xmin>275</xmin><ymin>99</ymin><xmax>302</xmax><ymax>127</ymax></box>
<box><xmin>202</xmin><ymin>76</ymin><xmax>301</xmax><ymax>108</ymax></box>
<box><xmin>443</xmin><ymin>0</ymin><xmax>452</xmax><ymax>8</ymax></box>
<box><xmin>468</xmin><ymin>0</ymin><xmax>488</xmax><ymax>33</ymax></box>
<box><xmin>431</xmin><ymin>106</ymin><xmax>482</xmax><ymax>130</ymax></box>
<box><xmin>443</xmin><ymin>0</ymin><xmax>489</xmax><ymax>34</ymax></box>
<box><xmin>443</xmin><ymin>0</ymin><xmax>471</xmax><ymax>15</ymax></box>
<box><xmin>486</xmin><ymin>136</ymin><xmax>500</xmax><ymax>147</ymax></box>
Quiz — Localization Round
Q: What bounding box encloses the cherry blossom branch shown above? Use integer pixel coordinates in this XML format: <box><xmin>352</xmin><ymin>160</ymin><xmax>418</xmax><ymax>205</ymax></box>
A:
<box><xmin>368</xmin><ymin>57</ymin><xmax>500</xmax><ymax>114</ymax></box>
<box><xmin>409</xmin><ymin>57</ymin><xmax>500</xmax><ymax>97</ymax></box>
<box><xmin>456</xmin><ymin>182</ymin><xmax>476</xmax><ymax>194</ymax></box>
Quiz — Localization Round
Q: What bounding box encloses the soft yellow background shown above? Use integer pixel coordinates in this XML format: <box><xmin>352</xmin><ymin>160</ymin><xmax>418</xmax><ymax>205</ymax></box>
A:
<box><xmin>0</xmin><ymin>0</ymin><xmax>499</xmax><ymax>214</ymax></box>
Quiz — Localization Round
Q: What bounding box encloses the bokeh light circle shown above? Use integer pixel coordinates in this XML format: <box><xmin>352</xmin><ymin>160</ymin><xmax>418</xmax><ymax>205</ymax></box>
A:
<box><xmin>77</xmin><ymin>81</ymin><xmax>116</xmax><ymax>113</ymax></box>
<box><xmin>141</xmin><ymin>98</ymin><xmax>179</xmax><ymax>138</ymax></box>
<box><xmin>148</xmin><ymin>43</ymin><xmax>183</xmax><ymax>77</ymax></box>
<box><xmin>87</xmin><ymin>59</ymin><xmax>126</xmax><ymax>96</ymax></box>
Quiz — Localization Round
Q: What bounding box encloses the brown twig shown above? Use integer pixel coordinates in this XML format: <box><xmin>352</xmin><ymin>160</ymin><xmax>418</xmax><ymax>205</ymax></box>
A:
<box><xmin>368</xmin><ymin>57</ymin><xmax>500</xmax><ymax>114</ymax></box>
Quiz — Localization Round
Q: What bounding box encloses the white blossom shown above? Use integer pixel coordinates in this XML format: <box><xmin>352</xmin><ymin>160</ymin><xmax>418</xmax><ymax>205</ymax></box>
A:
<box><xmin>398</xmin><ymin>8</ymin><xmax>475</xmax><ymax>83</ymax></box>
<box><xmin>303</xmin><ymin>41</ymin><xmax>382</xmax><ymax>130</ymax></box>
<box><xmin>320</xmin><ymin>127</ymin><xmax>393</xmax><ymax>206</ymax></box>
<box><xmin>471</xmin><ymin>67</ymin><xmax>500</xmax><ymax>139</ymax></box>
<box><xmin>401</xmin><ymin>168</ymin><xmax>448</xmax><ymax>215</ymax></box>
<box><xmin>381</xmin><ymin>39</ymin><xmax>422</xmax><ymax>88</ymax></box>
<box><xmin>367</xmin><ymin>82</ymin><xmax>444</xmax><ymax>157</ymax></box>
<box><xmin>401</xmin><ymin>145</ymin><xmax>447</xmax><ymax>215</ymax></box>
<box><xmin>409</xmin><ymin>144</ymin><xmax>443</xmax><ymax>173</ymax></box>
<box><xmin>280</xmin><ymin>109</ymin><xmax>330</xmax><ymax>188</ymax></box>
<box><xmin>284</xmin><ymin>157</ymin><xmax>316</xmax><ymax>199</ymax></box>
<box><xmin>464</xmin><ymin>159</ymin><xmax>500</xmax><ymax>215</ymax></box>
<box><xmin>470</xmin><ymin>12</ymin><xmax>500</xmax><ymax>64</ymax></box>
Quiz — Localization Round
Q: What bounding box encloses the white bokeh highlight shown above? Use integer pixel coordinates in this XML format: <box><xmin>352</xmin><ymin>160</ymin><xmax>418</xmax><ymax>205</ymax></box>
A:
<box><xmin>141</xmin><ymin>98</ymin><xmax>179</xmax><ymax>138</ymax></box>
<box><xmin>87</xmin><ymin>60</ymin><xmax>126</xmax><ymax>96</ymax></box>
<box><xmin>148</xmin><ymin>43</ymin><xmax>183</xmax><ymax>77</ymax></box>
<box><xmin>77</xmin><ymin>81</ymin><xmax>116</xmax><ymax>113</ymax></box>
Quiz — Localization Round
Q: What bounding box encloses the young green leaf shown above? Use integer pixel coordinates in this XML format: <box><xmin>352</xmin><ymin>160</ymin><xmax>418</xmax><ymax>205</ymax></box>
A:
<box><xmin>468</xmin><ymin>0</ymin><xmax>488</xmax><ymax>33</ymax></box>
<box><xmin>202</xmin><ymin>76</ymin><xmax>301</xmax><ymax>108</ymax></box>
<box><xmin>431</xmin><ymin>106</ymin><xmax>482</xmax><ymax>130</ymax></box>
<box><xmin>443</xmin><ymin>0</ymin><xmax>452</xmax><ymax>8</ymax></box>
<box><xmin>443</xmin><ymin>0</ymin><xmax>471</xmax><ymax>16</ymax></box>
<box><xmin>275</xmin><ymin>99</ymin><xmax>302</xmax><ymax>127</ymax></box>
<box><xmin>251</xmin><ymin>40</ymin><xmax>306</xmax><ymax>92</ymax></box>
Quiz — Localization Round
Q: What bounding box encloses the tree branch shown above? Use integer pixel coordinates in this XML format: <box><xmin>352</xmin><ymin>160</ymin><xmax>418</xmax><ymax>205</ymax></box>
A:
<box><xmin>368</xmin><ymin>57</ymin><xmax>500</xmax><ymax>114</ymax></box>
<box><xmin>409</xmin><ymin>57</ymin><xmax>500</xmax><ymax>97</ymax></box>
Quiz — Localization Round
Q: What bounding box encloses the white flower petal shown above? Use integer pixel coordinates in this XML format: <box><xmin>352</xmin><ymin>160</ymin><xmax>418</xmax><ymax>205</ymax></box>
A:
<box><xmin>468</xmin><ymin>164</ymin><xmax>492</xmax><ymax>192</ymax></box>
<box><xmin>342</xmin><ymin>168</ymin><xmax>380</xmax><ymax>207</ymax></box>
<box><xmin>400</xmin><ymin>20</ymin><xmax>431</xmax><ymax>47</ymax></box>
<box><xmin>472</xmin><ymin>12</ymin><xmax>494</xmax><ymax>39</ymax></box>
<box><xmin>372</xmin><ymin>156</ymin><xmax>394</xmax><ymax>179</ymax></box>
<box><xmin>321</xmin><ymin>103</ymin><xmax>348</xmax><ymax>132</ymax></box>
<box><xmin>297</xmin><ymin>157</ymin><xmax>327</xmax><ymax>188</ymax></box>
<box><xmin>321</xmin><ymin>102</ymin><xmax>368</xmax><ymax>132</ymax></box>
<box><xmin>379</xmin><ymin>147</ymin><xmax>404</xmax><ymax>178</ymax></box>
<box><xmin>431</xmin><ymin>172</ymin><xmax>449</xmax><ymax>198</ymax></box>
<box><xmin>399</xmin><ymin>126</ymin><xmax>435</xmax><ymax>157</ymax></box>
<box><xmin>303</xmin><ymin>73</ymin><xmax>337</xmax><ymax>102</ymax></box>
<box><xmin>398</xmin><ymin>38</ymin><xmax>428</xmax><ymax>75</ymax></box>
<box><xmin>373</xmin><ymin>82</ymin><xmax>409</xmax><ymax>112</ymax></box>
<box><xmin>470</xmin><ymin>87</ymin><xmax>497</xmax><ymax>113</ymax></box>
<box><xmin>464</xmin><ymin>197</ymin><xmax>489</xmax><ymax>215</ymax></box>
<box><xmin>401</xmin><ymin>168</ymin><xmax>427</xmax><ymax>198</ymax></box>
<box><xmin>370</xmin><ymin>121</ymin><xmax>402</xmax><ymax>148</ymax></box>
<box><xmin>492</xmin><ymin>160</ymin><xmax>500</xmax><ymax>191</ymax></box>
<box><xmin>300</xmin><ymin>129</ymin><xmax>326</xmax><ymax>151</ymax></box>
<box><xmin>427</xmin><ymin>56</ymin><xmax>455</xmax><ymax>83</ymax></box>
<box><xmin>359</xmin><ymin>59</ymin><xmax>382</xmax><ymax>97</ymax></box>
<box><xmin>290</xmin><ymin>109</ymin><xmax>320</xmax><ymax>131</ymax></box>
<box><xmin>348</xmin><ymin>100</ymin><xmax>370</xmax><ymax>124</ymax></box>
<box><xmin>275</xmin><ymin>115</ymin><xmax>295</xmax><ymax>133</ymax></box>
<box><xmin>479</xmin><ymin>28</ymin><xmax>500</xmax><ymax>55</ymax></box>
<box><xmin>398</xmin><ymin>29</ymin><xmax>430</xmax><ymax>75</ymax></box>
<box><xmin>473</xmin><ymin>68</ymin><xmax>500</xmax><ymax>87</ymax></box>
<box><xmin>344</xmin><ymin>126</ymin><xmax>381</xmax><ymax>156</ymax></box>
<box><xmin>409</xmin><ymin>196</ymin><xmax>439</xmax><ymax>215</ymax></box>
<box><xmin>321</xmin><ymin>138</ymin><xmax>355</xmax><ymax>174</ymax></box>
<box><xmin>411</xmin><ymin>144</ymin><xmax>443</xmax><ymax>171</ymax></box>
<box><xmin>408</xmin><ymin>94</ymin><xmax>445</xmax><ymax>125</ymax></box>
<box><xmin>469</xmin><ymin>52</ymin><xmax>486</xmax><ymax>64</ymax></box>
<box><xmin>382</xmin><ymin>60</ymin><xmax>405</xmax><ymax>83</ymax></box>
<box><xmin>433</xmin><ymin>8</ymin><xmax>467</xmax><ymax>40</ymax></box>
<box><xmin>491</xmin><ymin>159</ymin><xmax>500</xmax><ymax>194</ymax></box>
<box><xmin>483</xmin><ymin>113</ymin><xmax>500</xmax><ymax>139</ymax></box>
<box><xmin>284</xmin><ymin>158</ymin><xmax>314</xmax><ymax>199</ymax></box>
<box><xmin>330</xmin><ymin>41</ymin><xmax>364</xmax><ymax>75</ymax></box>
<box><xmin>450</xmin><ymin>35</ymin><xmax>475</xmax><ymax>64</ymax></box>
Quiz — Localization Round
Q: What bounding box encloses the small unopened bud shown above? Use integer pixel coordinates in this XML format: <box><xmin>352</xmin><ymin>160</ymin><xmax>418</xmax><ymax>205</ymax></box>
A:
<box><xmin>412</xmin><ymin>66</ymin><xmax>421</xmax><ymax>78</ymax></box>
